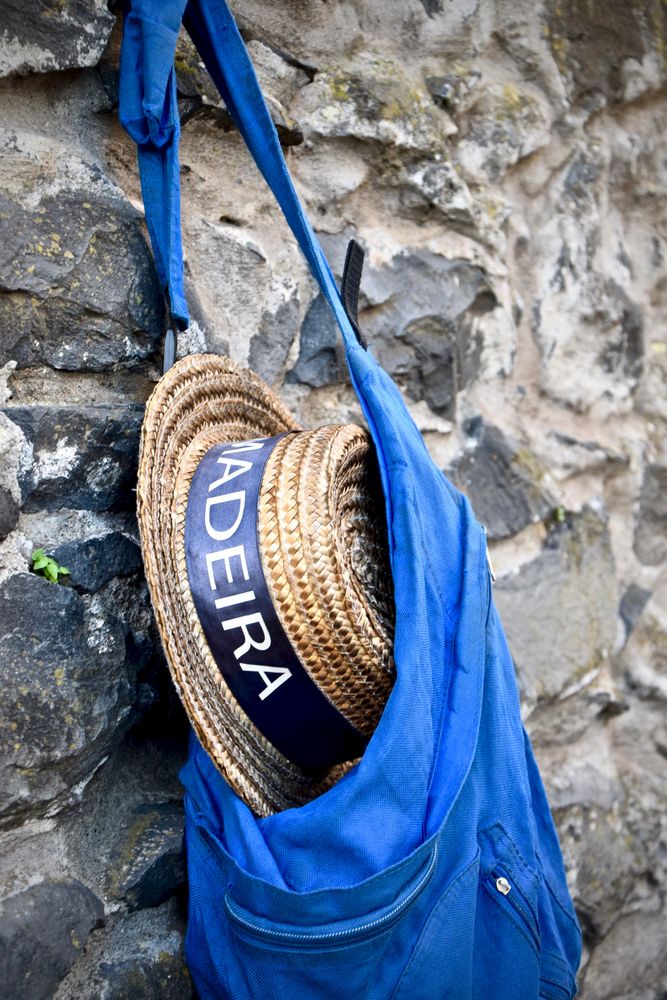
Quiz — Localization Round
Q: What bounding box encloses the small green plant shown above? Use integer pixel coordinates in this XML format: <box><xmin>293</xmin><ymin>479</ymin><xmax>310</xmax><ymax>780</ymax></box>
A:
<box><xmin>31</xmin><ymin>548</ymin><xmax>70</xmax><ymax>584</ymax></box>
<box><xmin>554</xmin><ymin>505</ymin><xmax>567</xmax><ymax>524</ymax></box>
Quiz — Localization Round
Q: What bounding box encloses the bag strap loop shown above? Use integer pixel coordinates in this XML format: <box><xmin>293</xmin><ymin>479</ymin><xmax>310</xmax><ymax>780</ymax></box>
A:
<box><xmin>119</xmin><ymin>0</ymin><xmax>369</xmax><ymax>362</ymax></box>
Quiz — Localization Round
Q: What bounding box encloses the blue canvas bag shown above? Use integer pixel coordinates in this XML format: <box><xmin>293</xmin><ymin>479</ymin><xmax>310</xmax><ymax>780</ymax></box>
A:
<box><xmin>119</xmin><ymin>2</ymin><xmax>583</xmax><ymax>997</ymax></box>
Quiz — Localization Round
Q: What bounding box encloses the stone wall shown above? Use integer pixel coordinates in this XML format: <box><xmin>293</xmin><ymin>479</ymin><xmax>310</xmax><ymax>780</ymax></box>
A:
<box><xmin>1</xmin><ymin>2</ymin><xmax>666</xmax><ymax>997</ymax></box>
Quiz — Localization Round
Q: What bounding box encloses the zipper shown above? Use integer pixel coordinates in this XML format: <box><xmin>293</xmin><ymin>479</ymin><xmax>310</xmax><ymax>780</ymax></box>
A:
<box><xmin>224</xmin><ymin>842</ymin><xmax>438</xmax><ymax>949</ymax></box>
<box><xmin>484</xmin><ymin>862</ymin><xmax>540</xmax><ymax>953</ymax></box>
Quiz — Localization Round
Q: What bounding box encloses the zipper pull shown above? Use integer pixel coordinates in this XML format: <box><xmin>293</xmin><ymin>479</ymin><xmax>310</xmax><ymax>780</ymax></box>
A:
<box><xmin>495</xmin><ymin>876</ymin><xmax>511</xmax><ymax>895</ymax></box>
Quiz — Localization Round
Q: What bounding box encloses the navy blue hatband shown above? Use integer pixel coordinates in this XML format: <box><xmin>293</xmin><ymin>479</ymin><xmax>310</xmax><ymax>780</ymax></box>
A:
<box><xmin>184</xmin><ymin>434</ymin><xmax>369</xmax><ymax>773</ymax></box>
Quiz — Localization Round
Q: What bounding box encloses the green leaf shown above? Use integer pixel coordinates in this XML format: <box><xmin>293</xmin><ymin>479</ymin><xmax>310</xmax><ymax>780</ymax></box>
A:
<box><xmin>30</xmin><ymin>548</ymin><xmax>70</xmax><ymax>585</ymax></box>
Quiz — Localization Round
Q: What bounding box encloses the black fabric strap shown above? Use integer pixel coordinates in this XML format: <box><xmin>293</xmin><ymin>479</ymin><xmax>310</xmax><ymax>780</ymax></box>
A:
<box><xmin>341</xmin><ymin>239</ymin><xmax>368</xmax><ymax>350</ymax></box>
<box><xmin>162</xmin><ymin>289</ymin><xmax>188</xmax><ymax>374</ymax></box>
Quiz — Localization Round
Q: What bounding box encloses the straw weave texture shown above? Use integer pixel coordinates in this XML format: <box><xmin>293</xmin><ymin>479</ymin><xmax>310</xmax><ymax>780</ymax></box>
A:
<box><xmin>137</xmin><ymin>353</ymin><xmax>394</xmax><ymax>815</ymax></box>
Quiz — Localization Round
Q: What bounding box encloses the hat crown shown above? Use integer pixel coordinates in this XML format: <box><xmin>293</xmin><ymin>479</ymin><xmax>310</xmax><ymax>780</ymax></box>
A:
<box><xmin>138</xmin><ymin>354</ymin><xmax>395</xmax><ymax>816</ymax></box>
<box><xmin>259</xmin><ymin>424</ymin><xmax>395</xmax><ymax>735</ymax></box>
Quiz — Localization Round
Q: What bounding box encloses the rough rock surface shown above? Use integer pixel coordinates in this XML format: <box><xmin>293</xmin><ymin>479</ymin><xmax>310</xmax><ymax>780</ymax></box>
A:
<box><xmin>0</xmin><ymin>192</ymin><xmax>163</xmax><ymax>373</ymax></box>
<box><xmin>495</xmin><ymin>509</ymin><xmax>618</xmax><ymax>710</ymax></box>
<box><xmin>0</xmin><ymin>572</ymin><xmax>132</xmax><ymax>825</ymax></box>
<box><xmin>0</xmin><ymin>880</ymin><xmax>104</xmax><ymax>999</ymax></box>
<box><xmin>0</xmin><ymin>2</ymin><xmax>665</xmax><ymax>997</ymax></box>
<box><xmin>454</xmin><ymin>418</ymin><xmax>554</xmax><ymax>539</ymax></box>
<box><xmin>0</xmin><ymin>2</ymin><xmax>114</xmax><ymax>78</ymax></box>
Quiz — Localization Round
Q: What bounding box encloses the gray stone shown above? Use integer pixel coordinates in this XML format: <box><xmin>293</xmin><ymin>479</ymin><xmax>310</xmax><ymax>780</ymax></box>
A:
<box><xmin>597</xmin><ymin>281</ymin><xmax>643</xmax><ymax>384</ymax></box>
<box><xmin>359</xmin><ymin>251</ymin><xmax>497</xmax><ymax>417</ymax></box>
<box><xmin>109</xmin><ymin>803</ymin><xmax>184</xmax><ymax>912</ymax></box>
<box><xmin>4</xmin><ymin>405</ymin><xmax>143</xmax><ymax>513</ymax></box>
<box><xmin>53</xmin><ymin>899</ymin><xmax>194</xmax><ymax>1000</ymax></box>
<box><xmin>0</xmin><ymin>572</ymin><xmax>132</xmax><ymax>824</ymax></box>
<box><xmin>619</xmin><ymin>584</ymin><xmax>651</xmax><ymax>639</ymax></box>
<box><xmin>0</xmin><ymin>880</ymin><xmax>103</xmax><ymax>1000</ymax></box>
<box><xmin>494</xmin><ymin>509</ymin><xmax>618</xmax><ymax>708</ymax></box>
<box><xmin>560</xmin><ymin>803</ymin><xmax>639</xmax><ymax>946</ymax></box>
<box><xmin>454</xmin><ymin>419</ymin><xmax>554</xmax><ymax>540</ymax></box>
<box><xmin>456</xmin><ymin>83</ymin><xmax>552</xmax><ymax>183</ymax></box>
<box><xmin>292</xmin><ymin>56</ymin><xmax>452</xmax><ymax>152</ymax></box>
<box><xmin>52</xmin><ymin>533</ymin><xmax>142</xmax><ymax>593</ymax></box>
<box><xmin>91</xmin><ymin>574</ymin><xmax>164</xmax><ymax>685</ymax></box>
<box><xmin>286</xmin><ymin>292</ymin><xmax>347</xmax><ymax>388</ymax></box>
<box><xmin>0</xmin><ymin>485</ymin><xmax>18</xmax><ymax>541</ymax></box>
<box><xmin>547</xmin><ymin>431</ymin><xmax>628</xmax><ymax>481</ymax></box>
<box><xmin>532</xmin><ymin>238</ymin><xmax>644</xmax><ymax>415</ymax></box>
<box><xmin>0</xmin><ymin>192</ymin><xmax>162</xmax><ymax>373</ymax></box>
<box><xmin>634</xmin><ymin>463</ymin><xmax>667</xmax><ymax>566</ymax></box>
<box><xmin>175</xmin><ymin>32</ymin><xmax>306</xmax><ymax>145</ymax></box>
<box><xmin>425</xmin><ymin>71</ymin><xmax>480</xmax><ymax>114</ymax></box>
<box><xmin>418</xmin><ymin>0</ymin><xmax>443</xmax><ymax>18</ymax></box>
<box><xmin>526</xmin><ymin>676</ymin><xmax>627</xmax><ymax>748</ymax></box>
<box><xmin>578</xmin><ymin>903</ymin><xmax>667</xmax><ymax>1000</ymax></box>
<box><xmin>0</xmin><ymin>1</ymin><xmax>114</xmax><ymax>78</ymax></box>
<box><xmin>249</xmin><ymin>286</ymin><xmax>300</xmax><ymax>384</ymax></box>
<box><xmin>620</xmin><ymin>581</ymin><xmax>667</xmax><ymax>702</ymax></box>
<box><xmin>563</xmin><ymin>153</ymin><xmax>601</xmax><ymax>205</ymax></box>
<box><xmin>61</xmin><ymin>731</ymin><xmax>188</xmax><ymax>899</ymax></box>
<box><xmin>95</xmin><ymin>953</ymin><xmax>193</xmax><ymax>1000</ymax></box>
<box><xmin>400</xmin><ymin>160</ymin><xmax>478</xmax><ymax>230</ymax></box>
<box><xmin>543</xmin><ymin>0</ymin><xmax>659</xmax><ymax>109</ymax></box>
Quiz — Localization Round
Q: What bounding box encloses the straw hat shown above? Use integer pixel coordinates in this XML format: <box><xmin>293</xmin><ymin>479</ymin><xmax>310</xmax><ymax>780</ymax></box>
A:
<box><xmin>137</xmin><ymin>353</ymin><xmax>395</xmax><ymax>816</ymax></box>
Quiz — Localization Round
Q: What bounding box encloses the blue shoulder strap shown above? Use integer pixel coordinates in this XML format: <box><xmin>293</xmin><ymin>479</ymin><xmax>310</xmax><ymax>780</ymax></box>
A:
<box><xmin>119</xmin><ymin>0</ymin><xmax>368</xmax><ymax>364</ymax></box>
<box><xmin>119</xmin><ymin>0</ymin><xmax>189</xmax><ymax>328</ymax></box>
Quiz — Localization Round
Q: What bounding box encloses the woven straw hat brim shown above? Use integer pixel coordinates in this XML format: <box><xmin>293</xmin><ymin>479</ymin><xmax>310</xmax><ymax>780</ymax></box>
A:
<box><xmin>137</xmin><ymin>353</ymin><xmax>394</xmax><ymax>816</ymax></box>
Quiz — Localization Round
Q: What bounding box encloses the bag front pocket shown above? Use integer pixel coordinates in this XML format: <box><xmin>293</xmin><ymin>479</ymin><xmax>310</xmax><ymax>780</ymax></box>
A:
<box><xmin>474</xmin><ymin>823</ymin><xmax>578</xmax><ymax>1000</ymax></box>
<box><xmin>208</xmin><ymin>837</ymin><xmax>442</xmax><ymax>999</ymax></box>
<box><xmin>224</xmin><ymin>840</ymin><xmax>438</xmax><ymax>953</ymax></box>
<box><xmin>481</xmin><ymin>858</ymin><xmax>540</xmax><ymax>955</ymax></box>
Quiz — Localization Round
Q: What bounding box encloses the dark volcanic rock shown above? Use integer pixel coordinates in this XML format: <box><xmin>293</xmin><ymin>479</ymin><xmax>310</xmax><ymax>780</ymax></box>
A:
<box><xmin>288</xmin><ymin>251</ymin><xmax>496</xmax><ymax>409</ymax></box>
<box><xmin>619</xmin><ymin>583</ymin><xmax>652</xmax><ymax>639</ymax></box>
<box><xmin>0</xmin><ymin>1</ymin><xmax>114</xmax><ymax>77</ymax></box>
<box><xmin>93</xmin><ymin>574</ymin><xmax>165</xmax><ymax>691</ymax></box>
<box><xmin>0</xmin><ymin>572</ymin><xmax>133</xmax><ymax>823</ymax></box>
<box><xmin>94</xmin><ymin>952</ymin><xmax>193</xmax><ymax>1000</ymax></box>
<box><xmin>249</xmin><ymin>287</ymin><xmax>300</xmax><ymax>384</ymax></box>
<box><xmin>0</xmin><ymin>485</ymin><xmax>19</xmax><ymax>541</ymax></box>
<box><xmin>4</xmin><ymin>405</ymin><xmax>143</xmax><ymax>513</ymax></box>
<box><xmin>0</xmin><ymin>880</ymin><xmax>103</xmax><ymax>1000</ymax></box>
<box><xmin>361</xmin><ymin>252</ymin><xmax>496</xmax><ymax>416</ymax></box>
<box><xmin>634</xmin><ymin>463</ymin><xmax>667</xmax><ymax>566</ymax></box>
<box><xmin>109</xmin><ymin>802</ymin><xmax>185</xmax><ymax>911</ymax></box>
<box><xmin>52</xmin><ymin>533</ymin><xmax>143</xmax><ymax>593</ymax></box>
<box><xmin>287</xmin><ymin>292</ymin><xmax>347</xmax><ymax>388</ymax></box>
<box><xmin>454</xmin><ymin>419</ymin><xmax>553</xmax><ymax>540</ymax></box>
<box><xmin>0</xmin><ymin>191</ymin><xmax>162</xmax><ymax>372</ymax></box>
<box><xmin>53</xmin><ymin>900</ymin><xmax>194</xmax><ymax>1000</ymax></box>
